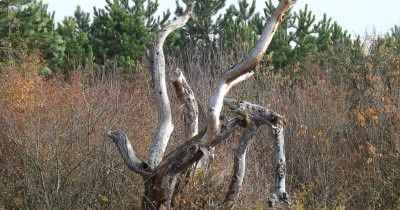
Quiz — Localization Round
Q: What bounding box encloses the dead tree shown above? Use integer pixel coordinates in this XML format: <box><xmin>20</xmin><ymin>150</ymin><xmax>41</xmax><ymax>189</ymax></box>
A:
<box><xmin>106</xmin><ymin>0</ymin><xmax>296</xmax><ymax>209</ymax></box>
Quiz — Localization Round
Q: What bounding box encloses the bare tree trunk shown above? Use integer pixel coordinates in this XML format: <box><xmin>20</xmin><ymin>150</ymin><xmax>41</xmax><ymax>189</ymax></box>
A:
<box><xmin>106</xmin><ymin>0</ymin><xmax>296</xmax><ymax>209</ymax></box>
<box><xmin>147</xmin><ymin>4</ymin><xmax>194</xmax><ymax>169</ymax></box>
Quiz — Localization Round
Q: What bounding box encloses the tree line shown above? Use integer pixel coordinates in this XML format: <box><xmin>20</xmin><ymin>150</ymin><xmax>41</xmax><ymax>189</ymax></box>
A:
<box><xmin>1</xmin><ymin>0</ymin><xmax>399</xmax><ymax>76</ymax></box>
<box><xmin>1</xmin><ymin>1</ymin><xmax>400</xmax><ymax>209</ymax></box>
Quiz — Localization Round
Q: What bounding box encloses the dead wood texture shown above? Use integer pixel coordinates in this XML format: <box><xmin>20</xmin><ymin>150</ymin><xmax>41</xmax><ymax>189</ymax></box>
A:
<box><xmin>106</xmin><ymin>0</ymin><xmax>296</xmax><ymax>209</ymax></box>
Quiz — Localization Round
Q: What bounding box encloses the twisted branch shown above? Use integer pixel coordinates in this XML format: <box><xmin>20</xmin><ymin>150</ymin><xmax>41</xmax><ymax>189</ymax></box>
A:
<box><xmin>107</xmin><ymin>130</ymin><xmax>152</xmax><ymax>178</ymax></box>
<box><xmin>222</xmin><ymin>98</ymin><xmax>289</xmax><ymax>208</ymax></box>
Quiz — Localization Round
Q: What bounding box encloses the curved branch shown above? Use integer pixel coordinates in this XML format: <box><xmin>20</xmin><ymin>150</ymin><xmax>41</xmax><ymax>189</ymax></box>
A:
<box><xmin>147</xmin><ymin>3</ymin><xmax>194</xmax><ymax>169</ymax></box>
<box><xmin>107</xmin><ymin>130</ymin><xmax>153</xmax><ymax>178</ymax></box>
<box><xmin>223</xmin><ymin>98</ymin><xmax>289</xmax><ymax>207</ymax></box>
<box><xmin>148</xmin><ymin>97</ymin><xmax>289</xmax><ymax>208</ymax></box>
<box><xmin>200</xmin><ymin>0</ymin><xmax>295</xmax><ymax>146</ymax></box>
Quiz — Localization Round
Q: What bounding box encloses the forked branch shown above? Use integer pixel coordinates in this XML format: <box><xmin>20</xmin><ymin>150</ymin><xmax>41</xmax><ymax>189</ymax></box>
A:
<box><xmin>222</xmin><ymin>98</ymin><xmax>289</xmax><ymax>208</ymax></box>
<box><xmin>147</xmin><ymin>3</ymin><xmax>194</xmax><ymax>169</ymax></box>
<box><xmin>106</xmin><ymin>0</ymin><xmax>295</xmax><ymax>209</ymax></box>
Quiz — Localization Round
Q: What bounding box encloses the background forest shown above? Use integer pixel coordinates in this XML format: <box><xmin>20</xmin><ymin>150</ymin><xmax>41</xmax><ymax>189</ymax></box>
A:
<box><xmin>0</xmin><ymin>0</ymin><xmax>399</xmax><ymax>209</ymax></box>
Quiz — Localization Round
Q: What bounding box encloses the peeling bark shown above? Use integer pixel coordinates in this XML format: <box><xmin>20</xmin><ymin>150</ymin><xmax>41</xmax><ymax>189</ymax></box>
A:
<box><xmin>107</xmin><ymin>98</ymin><xmax>289</xmax><ymax>209</ymax></box>
<box><xmin>224</xmin><ymin>98</ymin><xmax>285</xmax><ymax>127</ymax></box>
<box><xmin>170</xmin><ymin>67</ymin><xmax>199</xmax><ymax>138</ymax></box>
<box><xmin>225</xmin><ymin>99</ymin><xmax>289</xmax><ymax>205</ymax></box>
<box><xmin>222</xmin><ymin>98</ymin><xmax>289</xmax><ymax>208</ymax></box>
<box><xmin>152</xmin><ymin>141</ymin><xmax>205</xmax><ymax>208</ymax></box>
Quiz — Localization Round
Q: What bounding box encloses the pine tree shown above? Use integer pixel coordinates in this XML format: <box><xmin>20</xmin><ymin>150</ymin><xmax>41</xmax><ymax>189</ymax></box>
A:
<box><xmin>378</xmin><ymin>25</ymin><xmax>400</xmax><ymax>55</ymax></box>
<box><xmin>90</xmin><ymin>0</ymin><xmax>168</xmax><ymax>68</ymax></box>
<box><xmin>0</xmin><ymin>0</ymin><xmax>33</xmax><ymax>60</ymax></box>
<box><xmin>260</xmin><ymin>0</ymin><xmax>295</xmax><ymax>73</ymax></box>
<box><xmin>216</xmin><ymin>0</ymin><xmax>258</xmax><ymax>52</ymax></box>
<box><xmin>174</xmin><ymin>0</ymin><xmax>225</xmax><ymax>49</ymax></box>
<box><xmin>0</xmin><ymin>1</ymin><xmax>65</xmax><ymax>72</ymax></box>
<box><xmin>57</xmin><ymin>6</ymin><xmax>93</xmax><ymax>71</ymax></box>
<box><xmin>256</xmin><ymin>1</ymin><xmax>353</xmax><ymax>75</ymax></box>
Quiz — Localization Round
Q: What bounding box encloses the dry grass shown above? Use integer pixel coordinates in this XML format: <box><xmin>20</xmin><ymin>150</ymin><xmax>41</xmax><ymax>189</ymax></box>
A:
<box><xmin>0</xmin><ymin>47</ymin><xmax>399</xmax><ymax>209</ymax></box>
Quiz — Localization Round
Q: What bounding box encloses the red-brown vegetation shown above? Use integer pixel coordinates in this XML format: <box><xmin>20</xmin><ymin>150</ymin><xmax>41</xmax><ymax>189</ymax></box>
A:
<box><xmin>0</xmin><ymin>47</ymin><xmax>399</xmax><ymax>209</ymax></box>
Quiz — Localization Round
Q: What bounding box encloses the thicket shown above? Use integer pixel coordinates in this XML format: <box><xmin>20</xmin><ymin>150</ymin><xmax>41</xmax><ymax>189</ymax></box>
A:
<box><xmin>1</xmin><ymin>0</ymin><xmax>399</xmax><ymax>209</ymax></box>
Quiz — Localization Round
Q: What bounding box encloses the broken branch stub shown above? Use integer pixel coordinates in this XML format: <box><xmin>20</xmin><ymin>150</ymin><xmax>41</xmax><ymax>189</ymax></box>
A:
<box><xmin>170</xmin><ymin>67</ymin><xmax>199</xmax><ymax>138</ymax></box>
<box><xmin>268</xmin><ymin>124</ymin><xmax>290</xmax><ymax>206</ymax></box>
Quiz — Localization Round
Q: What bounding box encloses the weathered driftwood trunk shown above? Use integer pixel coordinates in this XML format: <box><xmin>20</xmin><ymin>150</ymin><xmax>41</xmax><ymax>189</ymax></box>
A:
<box><xmin>221</xmin><ymin>98</ymin><xmax>290</xmax><ymax>209</ymax></box>
<box><xmin>106</xmin><ymin>0</ymin><xmax>296</xmax><ymax>209</ymax></box>
<box><xmin>146</xmin><ymin>4</ymin><xmax>195</xmax><ymax>170</ymax></box>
